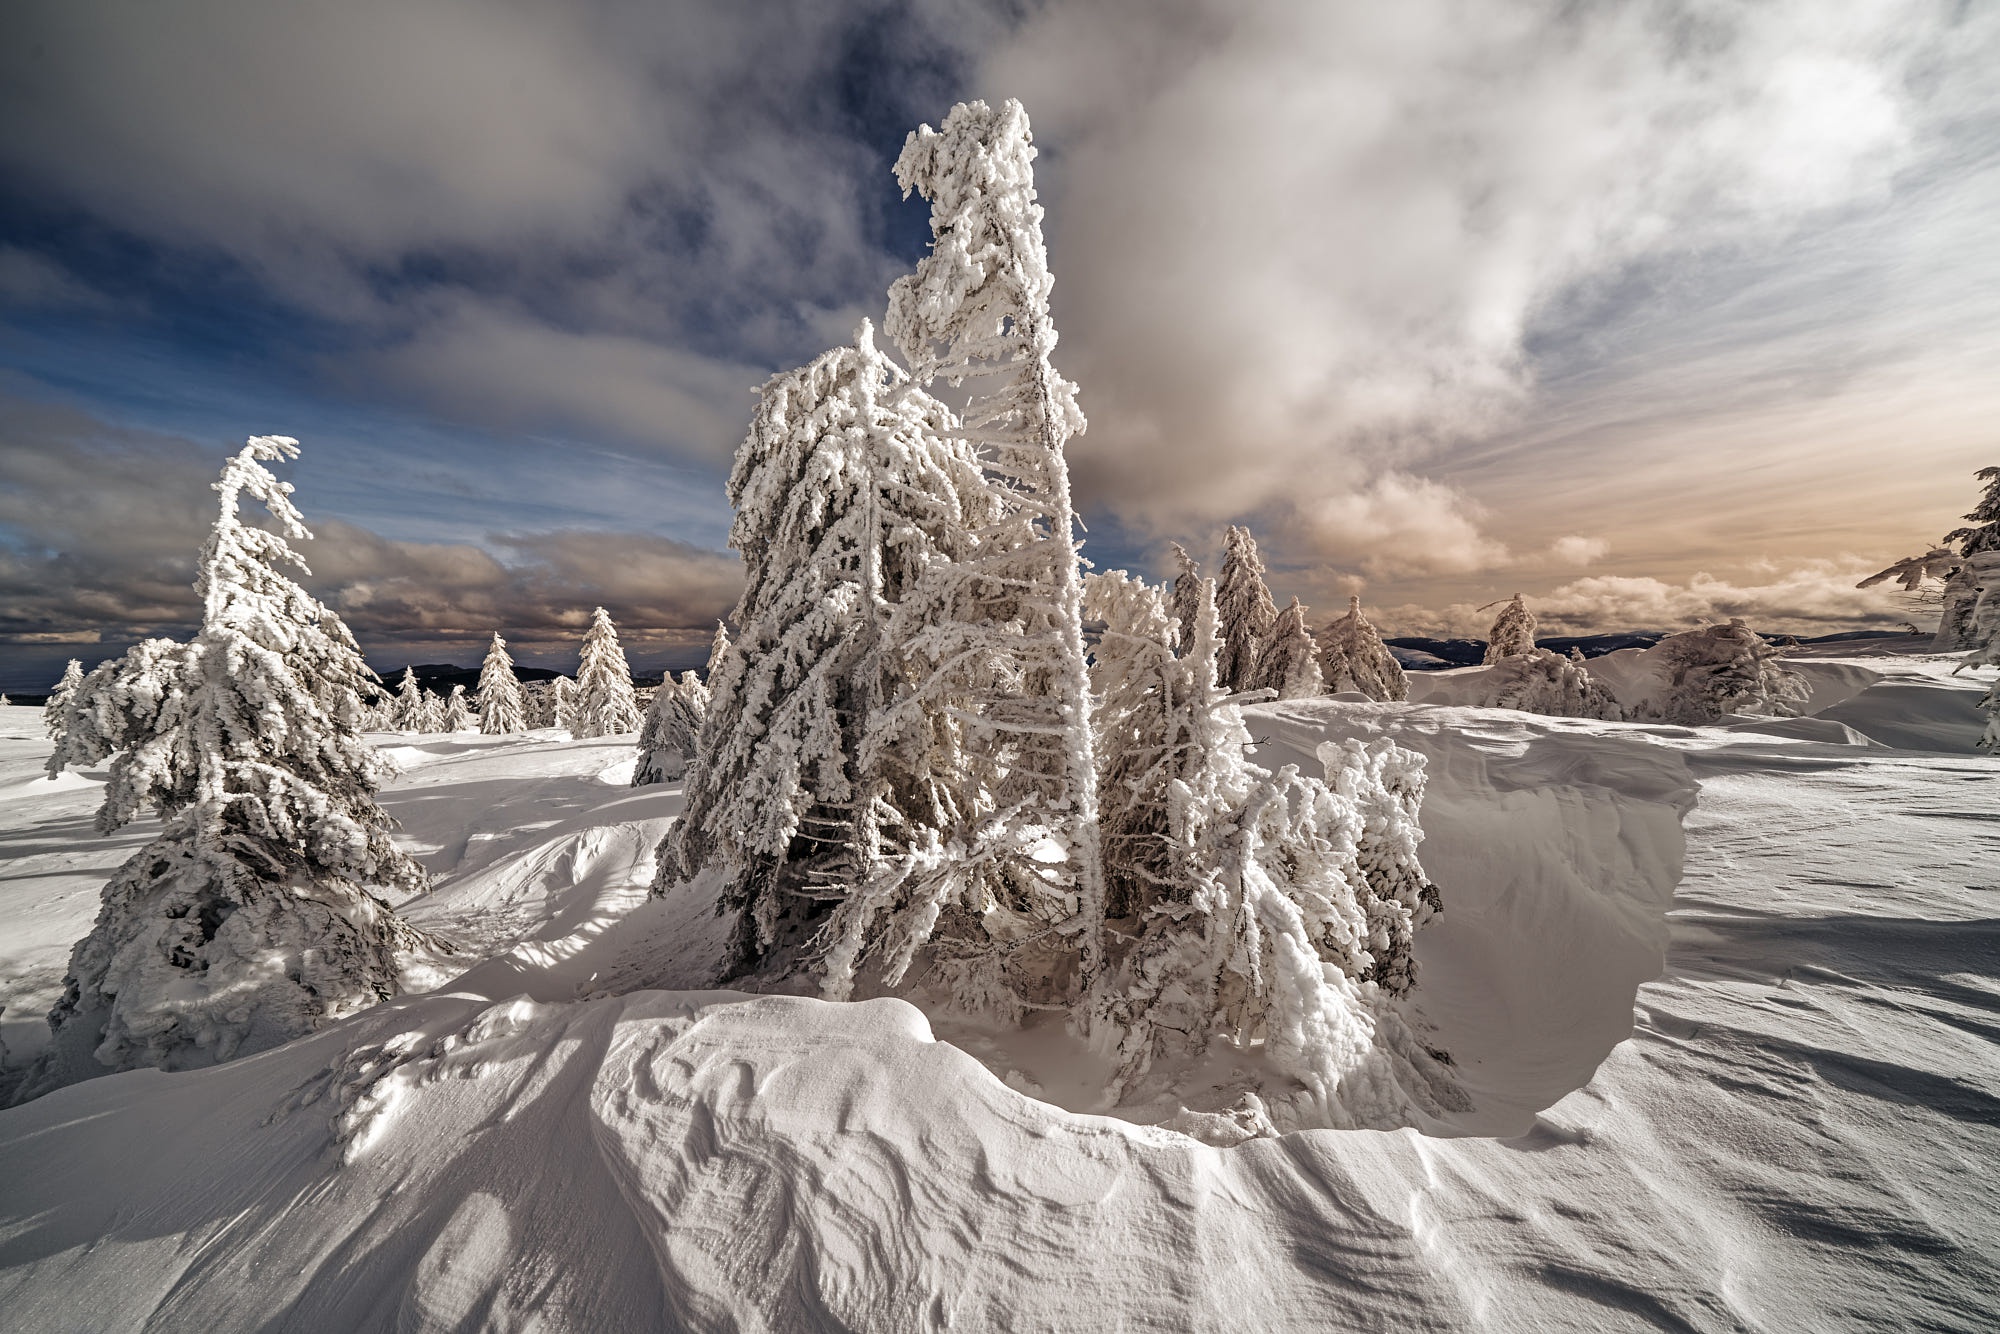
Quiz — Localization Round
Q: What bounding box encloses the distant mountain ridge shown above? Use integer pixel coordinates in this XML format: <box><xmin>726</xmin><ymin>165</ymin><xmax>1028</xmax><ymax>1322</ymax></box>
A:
<box><xmin>1384</xmin><ymin>629</ymin><xmax>1911</xmax><ymax>671</ymax></box>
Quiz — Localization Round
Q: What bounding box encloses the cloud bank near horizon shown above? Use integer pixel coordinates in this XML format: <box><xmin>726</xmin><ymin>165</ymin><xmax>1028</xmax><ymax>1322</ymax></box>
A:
<box><xmin>1</xmin><ymin>0</ymin><xmax>1995</xmax><ymax>658</ymax></box>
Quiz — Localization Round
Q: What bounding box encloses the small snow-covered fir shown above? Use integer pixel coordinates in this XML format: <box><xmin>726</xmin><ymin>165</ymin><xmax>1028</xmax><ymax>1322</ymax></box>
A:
<box><xmin>477</xmin><ymin>633</ymin><xmax>526</xmax><ymax>735</ymax></box>
<box><xmin>574</xmin><ymin>608</ymin><xmax>641</xmax><ymax>738</ymax></box>
<box><xmin>1475</xmin><ymin>647</ymin><xmax>1624</xmax><ymax>720</ymax></box>
<box><xmin>1483</xmin><ymin>594</ymin><xmax>1538</xmax><ymax>662</ymax></box>
<box><xmin>42</xmin><ymin>658</ymin><xmax>83</xmax><ymax>741</ymax></box>
<box><xmin>1316</xmin><ymin>596</ymin><xmax>1408</xmax><ymax>702</ymax></box>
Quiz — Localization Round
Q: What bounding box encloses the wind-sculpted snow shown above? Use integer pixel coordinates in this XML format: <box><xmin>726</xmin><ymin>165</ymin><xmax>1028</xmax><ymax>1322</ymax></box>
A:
<box><xmin>3</xmin><ymin>681</ymin><xmax>1996</xmax><ymax>1330</ymax></box>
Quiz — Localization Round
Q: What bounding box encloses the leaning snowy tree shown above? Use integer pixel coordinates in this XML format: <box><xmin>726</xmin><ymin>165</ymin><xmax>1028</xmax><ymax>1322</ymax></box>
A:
<box><xmin>574</xmin><ymin>607</ymin><xmax>642</xmax><ymax>737</ymax></box>
<box><xmin>42</xmin><ymin>658</ymin><xmax>83</xmax><ymax>742</ymax></box>
<box><xmin>1258</xmin><ymin>597</ymin><xmax>1325</xmax><ymax>700</ymax></box>
<box><xmin>850</xmin><ymin>96</ymin><xmax>1108</xmax><ymax>1010</ymax></box>
<box><xmin>477</xmin><ymin>633</ymin><xmax>526</xmax><ymax>734</ymax></box>
<box><xmin>1215</xmin><ymin>525</ymin><xmax>1278</xmax><ymax>693</ymax></box>
<box><xmin>1859</xmin><ymin>466</ymin><xmax>2000</xmax><ymax>649</ymax></box>
<box><xmin>660</xmin><ymin>322</ymin><xmax>988</xmax><ymax>978</ymax></box>
<box><xmin>23</xmin><ymin>437</ymin><xmax>437</xmax><ymax>1099</ymax></box>
<box><xmin>1317</xmin><ymin>597</ymin><xmax>1408</xmax><ymax>701</ymax></box>
<box><xmin>1482</xmin><ymin>594</ymin><xmax>1538</xmax><ymax>662</ymax></box>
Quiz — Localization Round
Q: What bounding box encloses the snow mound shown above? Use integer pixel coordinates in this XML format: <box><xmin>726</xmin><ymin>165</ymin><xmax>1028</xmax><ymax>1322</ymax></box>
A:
<box><xmin>1813</xmin><ymin>678</ymin><xmax>1991</xmax><ymax>753</ymax></box>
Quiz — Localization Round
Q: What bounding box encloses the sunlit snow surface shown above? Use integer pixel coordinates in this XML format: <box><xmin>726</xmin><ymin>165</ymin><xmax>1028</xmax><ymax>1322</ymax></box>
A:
<box><xmin>1</xmin><ymin>652</ymin><xmax>1995</xmax><ymax>1331</ymax></box>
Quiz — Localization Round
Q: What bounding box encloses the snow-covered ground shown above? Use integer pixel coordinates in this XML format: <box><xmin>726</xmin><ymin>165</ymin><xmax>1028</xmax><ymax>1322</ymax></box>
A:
<box><xmin>0</xmin><ymin>652</ymin><xmax>1995</xmax><ymax>1330</ymax></box>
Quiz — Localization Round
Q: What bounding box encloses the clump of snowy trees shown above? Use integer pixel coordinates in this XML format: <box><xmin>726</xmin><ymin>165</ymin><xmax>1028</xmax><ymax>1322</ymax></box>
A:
<box><xmin>651</xmin><ymin>99</ymin><xmax>1458</xmax><ymax>1132</ymax></box>
<box><xmin>1318</xmin><ymin>597</ymin><xmax>1408</xmax><ymax>701</ymax></box>
<box><xmin>1862</xmin><ymin>466</ymin><xmax>2000</xmax><ymax>650</ymax></box>
<box><xmin>1642</xmin><ymin>618</ymin><xmax>1808</xmax><ymax>724</ymax></box>
<box><xmin>23</xmin><ymin>438</ymin><xmax>440</xmax><ymax>1099</ymax></box>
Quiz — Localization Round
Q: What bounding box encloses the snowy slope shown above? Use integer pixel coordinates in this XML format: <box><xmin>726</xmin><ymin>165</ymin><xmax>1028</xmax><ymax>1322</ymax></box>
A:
<box><xmin>1</xmin><ymin>672</ymin><xmax>1996</xmax><ymax>1330</ymax></box>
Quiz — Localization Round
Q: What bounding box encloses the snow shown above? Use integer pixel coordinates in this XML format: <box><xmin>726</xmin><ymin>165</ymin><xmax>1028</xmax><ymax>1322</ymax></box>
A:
<box><xmin>2</xmin><ymin>661</ymin><xmax>1996</xmax><ymax>1328</ymax></box>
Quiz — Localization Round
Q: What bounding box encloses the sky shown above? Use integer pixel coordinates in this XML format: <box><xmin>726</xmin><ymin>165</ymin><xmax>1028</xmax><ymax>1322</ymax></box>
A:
<box><xmin>2</xmin><ymin>0</ymin><xmax>1997</xmax><ymax>691</ymax></box>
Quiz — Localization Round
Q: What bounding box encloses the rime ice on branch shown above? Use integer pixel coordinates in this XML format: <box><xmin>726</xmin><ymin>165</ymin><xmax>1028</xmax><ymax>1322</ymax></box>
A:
<box><xmin>25</xmin><ymin>438</ymin><xmax>436</xmax><ymax>1099</ymax></box>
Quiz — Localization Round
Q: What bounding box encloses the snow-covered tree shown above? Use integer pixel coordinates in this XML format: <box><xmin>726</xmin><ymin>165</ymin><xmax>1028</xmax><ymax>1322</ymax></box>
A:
<box><xmin>662</xmin><ymin>322</ymin><xmax>988</xmax><ymax>976</ymax></box>
<box><xmin>44</xmin><ymin>639</ymin><xmax>195</xmax><ymax>780</ymax></box>
<box><xmin>1258</xmin><ymin>597</ymin><xmax>1324</xmax><ymax>699</ymax></box>
<box><xmin>1316</xmin><ymin>597</ymin><xmax>1408</xmax><ymax>702</ymax></box>
<box><xmin>27</xmin><ymin>437</ymin><xmax>435</xmax><ymax>1097</ymax></box>
<box><xmin>634</xmin><ymin>673</ymin><xmax>708</xmax><ymax>786</ymax></box>
<box><xmin>1169</xmin><ymin>542</ymin><xmax>1202</xmax><ymax>658</ymax></box>
<box><xmin>1080</xmin><ymin>576</ymin><xmax>1456</xmax><ymax>1127</ymax></box>
<box><xmin>477</xmin><ymin>633</ymin><xmax>525</xmax><ymax>735</ymax></box>
<box><xmin>414</xmin><ymin>686</ymin><xmax>444</xmax><ymax>734</ymax></box>
<box><xmin>1473</xmin><ymin>648</ymin><xmax>1623</xmax><ymax>720</ymax></box>
<box><xmin>574</xmin><ymin>608</ymin><xmax>641</xmax><ymax>738</ymax></box>
<box><xmin>1860</xmin><ymin>467</ymin><xmax>2000</xmax><ymax>649</ymax></box>
<box><xmin>42</xmin><ymin>658</ymin><xmax>83</xmax><ymax>741</ymax></box>
<box><xmin>441</xmin><ymin>684</ymin><xmax>472</xmax><ymax>733</ymax></box>
<box><xmin>391</xmin><ymin>668</ymin><xmax>425</xmax><ymax>731</ymax></box>
<box><xmin>1645</xmin><ymin>619</ymin><xmax>1808</xmax><ymax>724</ymax></box>
<box><xmin>1482</xmin><ymin>594</ymin><xmax>1537</xmax><ymax>662</ymax></box>
<box><xmin>862</xmin><ymin>97</ymin><xmax>1108</xmax><ymax>1004</ymax></box>
<box><xmin>543</xmin><ymin>675</ymin><xmax>577</xmax><ymax>732</ymax></box>
<box><xmin>1215</xmin><ymin>525</ymin><xmax>1277</xmax><ymax>692</ymax></box>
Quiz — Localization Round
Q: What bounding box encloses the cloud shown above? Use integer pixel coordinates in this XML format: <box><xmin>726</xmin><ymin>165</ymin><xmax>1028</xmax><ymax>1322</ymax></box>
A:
<box><xmin>1375</xmin><ymin>559</ymin><xmax>1912</xmax><ymax>637</ymax></box>
<box><xmin>0</xmin><ymin>395</ymin><xmax>740</xmax><ymax>663</ymax></box>
<box><xmin>1287</xmin><ymin>472</ymin><xmax>1509</xmax><ymax>577</ymax></box>
<box><xmin>1549</xmin><ymin>535</ymin><xmax>1609</xmax><ymax>567</ymax></box>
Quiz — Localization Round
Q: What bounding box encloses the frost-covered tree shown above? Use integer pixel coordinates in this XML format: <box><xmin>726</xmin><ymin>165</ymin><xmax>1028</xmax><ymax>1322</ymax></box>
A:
<box><xmin>1482</xmin><ymin>594</ymin><xmax>1538</xmax><ymax>662</ymax></box>
<box><xmin>1169</xmin><ymin>542</ymin><xmax>1203</xmax><ymax>657</ymax></box>
<box><xmin>42</xmin><ymin>658</ymin><xmax>83</xmax><ymax>741</ymax></box>
<box><xmin>1645</xmin><ymin>619</ymin><xmax>1808</xmax><ymax>724</ymax></box>
<box><xmin>1080</xmin><ymin>576</ymin><xmax>1456</xmax><ymax>1127</ymax></box>
<box><xmin>1215</xmin><ymin>525</ymin><xmax>1277</xmax><ymax>692</ymax></box>
<box><xmin>391</xmin><ymin>668</ymin><xmax>425</xmax><ymax>731</ymax></box>
<box><xmin>44</xmin><ymin>639</ymin><xmax>195</xmax><ymax>780</ymax></box>
<box><xmin>1473</xmin><ymin>648</ymin><xmax>1623</xmax><ymax>720</ymax></box>
<box><xmin>663</xmin><ymin>323</ymin><xmax>987</xmax><ymax>978</ymax></box>
<box><xmin>574</xmin><ymin>607</ymin><xmax>641</xmax><ymax>737</ymax></box>
<box><xmin>863</xmin><ymin>97</ymin><xmax>1108</xmax><ymax>1003</ymax></box>
<box><xmin>1859</xmin><ymin>467</ymin><xmax>2000</xmax><ymax>649</ymax></box>
<box><xmin>633</xmin><ymin>673</ymin><xmax>707</xmax><ymax>787</ymax></box>
<box><xmin>1316</xmin><ymin>597</ymin><xmax>1408</xmax><ymax>702</ymax></box>
<box><xmin>414</xmin><ymin>686</ymin><xmax>444</xmax><ymax>734</ymax></box>
<box><xmin>26</xmin><ymin>438</ymin><xmax>434</xmax><ymax>1098</ymax></box>
<box><xmin>441</xmin><ymin>684</ymin><xmax>472</xmax><ymax>733</ymax></box>
<box><xmin>477</xmin><ymin>633</ymin><xmax>525</xmax><ymax>735</ymax></box>
<box><xmin>1258</xmin><ymin>597</ymin><xmax>1324</xmax><ymax>699</ymax></box>
<box><xmin>543</xmin><ymin>675</ymin><xmax>577</xmax><ymax>732</ymax></box>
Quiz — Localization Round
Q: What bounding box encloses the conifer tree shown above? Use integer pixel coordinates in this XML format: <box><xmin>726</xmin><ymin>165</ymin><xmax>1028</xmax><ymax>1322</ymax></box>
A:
<box><xmin>1482</xmin><ymin>594</ymin><xmax>1537</xmax><ymax>662</ymax></box>
<box><xmin>42</xmin><ymin>658</ymin><xmax>83</xmax><ymax>741</ymax></box>
<box><xmin>1169</xmin><ymin>543</ymin><xmax>1203</xmax><ymax>657</ymax></box>
<box><xmin>1259</xmin><ymin>597</ymin><xmax>1325</xmax><ymax>699</ymax></box>
<box><xmin>1645</xmin><ymin>619</ymin><xmax>1808</xmax><ymax>723</ymax></box>
<box><xmin>1473</xmin><ymin>648</ymin><xmax>1622</xmax><ymax>720</ymax></box>
<box><xmin>663</xmin><ymin>322</ymin><xmax>986</xmax><ymax>975</ymax></box>
<box><xmin>872</xmin><ymin>97</ymin><xmax>1109</xmax><ymax>1003</ymax></box>
<box><xmin>415</xmin><ymin>686</ymin><xmax>444</xmax><ymax>734</ymax></box>
<box><xmin>441</xmin><ymin>684</ymin><xmax>472</xmax><ymax>732</ymax></box>
<box><xmin>1215</xmin><ymin>525</ymin><xmax>1278</xmax><ymax>692</ymax></box>
<box><xmin>633</xmin><ymin>676</ymin><xmax>707</xmax><ymax>786</ymax></box>
<box><xmin>545</xmin><ymin>675</ymin><xmax>577</xmax><ymax>732</ymax></box>
<box><xmin>392</xmin><ymin>668</ymin><xmax>425</xmax><ymax>731</ymax></box>
<box><xmin>477</xmin><ymin>633</ymin><xmax>526</xmax><ymax>734</ymax></box>
<box><xmin>574</xmin><ymin>607</ymin><xmax>641</xmax><ymax>737</ymax></box>
<box><xmin>27</xmin><ymin>437</ymin><xmax>434</xmax><ymax>1096</ymax></box>
<box><xmin>1317</xmin><ymin>597</ymin><xmax>1408</xmax><ymax>702</ymax></box>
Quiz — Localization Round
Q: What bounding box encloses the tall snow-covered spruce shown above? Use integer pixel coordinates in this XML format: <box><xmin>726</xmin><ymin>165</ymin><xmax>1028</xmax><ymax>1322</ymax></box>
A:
<box><xmin>874</xmin><ymin>97</ymin><xmax>1110</xmax><ymax>1006</ymax></box>
<box><xmin>24</xmin><ymin>437</ymin><xmax>436</xmax><ymax>1099</ymax></box>
<box><xmin>574</xmin><ymin>607</ymin><xmax>641</xmax><ymax>737</ymax></box>
<box><xmin>657</xmin><ymin>322</ymin><xmax>986</xmax><ymax>977</ymax></box>
<box><xmin>1215</xmin><ymin>525</ymin><xmax>1278</xmax><ymax>693</ymax></box>
<box><xmin>1483</xmin><ymin>594</ymin><xmax>1538</xmax><ymax>662</ymax></box>
<box><xmin>477</xmin><ymin>633</ymin><xmax>526</xmax><ymax>734</ymax></box>
<box><xmin>1317</xmin><ymin>596</ymin><xmax>1408</xmax><ymax>701</ymax></box>
<box><xmin>1259</xmin><ymin>597</ymin><xmax>1325</xmax><ymax>699</ymax></box>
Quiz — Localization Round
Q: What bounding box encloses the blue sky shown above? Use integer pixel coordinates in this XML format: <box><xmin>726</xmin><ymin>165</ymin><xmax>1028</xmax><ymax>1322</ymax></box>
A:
<box><xmin>3</xmin><ymin>0</ymin><xmax>1997</xmax><ymax>693</ymax></box>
